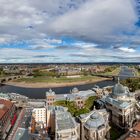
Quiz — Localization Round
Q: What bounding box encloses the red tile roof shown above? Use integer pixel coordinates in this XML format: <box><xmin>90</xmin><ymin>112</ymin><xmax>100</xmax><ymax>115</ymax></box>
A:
<box><xmin>133</xmin><ymin>122</ymin><xmax>140</xmax><ymax>132</ymax></box>
<box><xmin>126</xmin><ymin>138</ymin><xmax>140</xmax><ymax>140</ymax></box>
<box><xmin>126</xmin><ymin>122</ymin><xmax>140</xmax><ymax>140</ymax></box>
<box><xmin>0</xmin><ymin>99</ymin><xmax>13</xmax><ymax>120</ymax></box>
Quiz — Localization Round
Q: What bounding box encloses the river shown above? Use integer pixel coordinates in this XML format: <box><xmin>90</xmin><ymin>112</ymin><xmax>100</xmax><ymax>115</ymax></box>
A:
<box><xmin>0</xmin><ymin>80</ymin><xmax>115</xmax><ymax>99</ymax></box>
<box><xmin>0</xmin><ymin>66</ymin><xmax>135</xmax><ymax>99</ymax></box>
<box><xmin>119</xmin><ymin>66</ymin><xmax>135</xmax><ymax>79</ymax></box>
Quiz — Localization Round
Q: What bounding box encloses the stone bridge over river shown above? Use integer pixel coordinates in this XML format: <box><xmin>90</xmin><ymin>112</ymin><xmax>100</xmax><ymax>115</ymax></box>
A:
<box><xmin>0</xmin><ymin>75</ymin><xmax>23</xmax><ymax>84</ymax></box>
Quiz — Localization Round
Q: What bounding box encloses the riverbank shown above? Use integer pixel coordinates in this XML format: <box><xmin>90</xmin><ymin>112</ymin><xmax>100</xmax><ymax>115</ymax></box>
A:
<box><xmin>6</xmin><ymin>77</ymin><xmax>110</xmax><ymax>88</ymax></box>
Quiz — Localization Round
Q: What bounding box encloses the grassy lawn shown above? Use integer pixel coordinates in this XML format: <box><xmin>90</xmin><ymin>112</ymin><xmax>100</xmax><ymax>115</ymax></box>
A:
<box><xmin>54</xmin><ymin>96</ymin><xmax>96</xmax><ymax>116</ymax></box>
<box><xmin>94</xmin><ymin>67</ymin><xmax>121</xmax><ymax>76</ymax></box>
<box><xmin>100</xmin><ymin>67</ymin><xmax>121</xmax><ymax>76</ymax></box>
<box><xmin>108</xmin><ymin>67</ymin><xmax>121</xmax><ymax>75</ymax></box>
<box><xmin>85</xmin><ymin>96</ymin><xmax>96</xmax><ymax>110</ymax></box>
<box><xmin>136</xmin><ymin>69</ymin><xmax>140</xmax><ymax>76</ymax></box>
<box><xmin>14</xmin><ymin>75</ymin><xmax>105</xmax><ymax>83</ymax></box>
<box><xmin>54</xmin><ymin>100</ymin><xmax>88</xmax><ymax>116</ymax></box>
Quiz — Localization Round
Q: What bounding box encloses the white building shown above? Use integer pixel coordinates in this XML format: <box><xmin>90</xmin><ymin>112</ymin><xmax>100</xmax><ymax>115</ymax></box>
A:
<box><xmin>46</xmin><ymin>106</ymin><xmax>79</xmax><ymax>140</ymax></box>
<box><xmin>105</xmin><ymin>80</ymin><xmax>136</xmax><ymax>130</ymax></box>
<box><xmin>69</xmin><ymin>87</ymin><xmax>96</xmax><ymax>100</ymax></box>
<box><xmin>70</xmin><ymin>87</ymin><xmax>96</xmax><ymax>109</ymax></box>
<box><xmin>46</xmin><ymin>89</ymin><xmax>56</xmax><ymax>106</ymax></box>
<box><xmin>55</xmin><ymin>108</ymin><xmax>79</xmax><ymax>140</ymax></box>
<box><xmin>32</xmin><ymin>108</ymin><xmax>46</xmax><ymax>127</ymax></box>
<box><xmin>0</xmin><ymin>93</ymin><xmax>10</xmax><ymax>100</ymax></box>
<box><xmin>79</xmin><ymin>108</ymin><xmax>110</xmax><ymax>140</ymax></box>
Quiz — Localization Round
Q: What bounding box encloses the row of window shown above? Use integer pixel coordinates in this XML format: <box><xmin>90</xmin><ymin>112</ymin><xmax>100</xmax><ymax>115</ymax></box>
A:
<box><xmin>48</xmin><ymin>103</ymin><xmax>53</xmax><ymax>105</ymax></box>
<box><xmin>47</xmin><ymin>98</ymin><xmax>55</xmax><ymax>101</ymax></box>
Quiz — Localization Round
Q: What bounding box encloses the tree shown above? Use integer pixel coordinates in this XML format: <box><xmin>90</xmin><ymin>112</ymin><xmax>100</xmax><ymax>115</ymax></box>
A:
<box><xmin>0</xmin><ymin>68</ymin><xmax>4</xmax><ymax>76</ymax></box>
<box><xmin>121</xmin><ymin>78</ymin><xmax>140</xmax><ymax>92</ymax></box>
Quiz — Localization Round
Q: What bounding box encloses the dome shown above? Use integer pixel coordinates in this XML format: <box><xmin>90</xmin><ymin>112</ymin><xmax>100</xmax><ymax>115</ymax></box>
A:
<box><xmin>84</xmin><ymin>111</ymin><xmax>105</xmax><ymax>129</ymax></box>
<box><xmin>112</xmin><ymin>83</ymin><xmax>126</xmax><ymax>96</ymax></box>
<box><xmin>112</xmin><ymin>77</ymin><xmax>128</xmax><ymax>96</ymax></box>
<box><xmin>46</xmin><ymin>89</ymin><xmax>55</xmax><ymax>96</ymax></box>
<box><xmin>49</xmin><ymin>89</ymin><xmax>53</xmax><ymax>93</ymax></box>
<box><xmin>71</xmin><ymin>87</ymin><xmax>79</xmax><ymax>93</ymax></box>
<box><xmin>90</xmin><ymin>112</ymin><xmax>99</xmax><ymax>119</ymax></box>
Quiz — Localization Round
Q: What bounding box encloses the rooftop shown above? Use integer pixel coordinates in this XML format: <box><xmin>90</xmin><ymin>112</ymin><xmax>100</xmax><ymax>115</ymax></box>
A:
<box><xmin>85</xmin><ymin>111</ymin><xmax>105</xmax><ymax>129</ymax></box>
<box><xmin>105</xmin><ymin>96</ymin><xmax>132</xmax><ymax>109</ymax></box>
<box><xmin>46</xmin><ymin>89</ymin><xmax>55</xmax><ymax>96</ymax></box>
<box><xmin>55</xmin><ymin>110</ymin><xmax>77</xmax><ymax>131</ymax></box>
<box><xmin>133</xmin><ymin>122</ymin><xmax>140</xmax><ymax>132</ymax></box>
<box><xmin>71</xmin><ymin>87</ymin><xmax>79</xmax><ymax>93</ymax></box>
<box><xmin>0</xmin><ymin>99</ymin><xmax>13</xmax><ymax>120</ymax></box>
<box><xmin>47</xmin><ymin>105</ymin><xmax>67</xmax><ymax>112</ymax></box>
<box><xmin>67</xmin><ymin>88</ymin><xmax>95</xmax><ymax>101</ymax></box>
<box><xmin>112</xmin><ymin>79</ymin><xmax>129</xmax><ymax>97</ymax></box>
<box><xmin>80</xmin><ymin>109</ymin><xmax>108</xmax><ymax>130</ymax></box>
<box><xmin>0</xmin><ymin>93</ymin><xmax>10</xmax><ymax>99</ymax></box>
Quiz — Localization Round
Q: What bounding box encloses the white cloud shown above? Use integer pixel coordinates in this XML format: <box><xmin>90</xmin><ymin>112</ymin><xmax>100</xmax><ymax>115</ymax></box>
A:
<box><xmin>45</xmin><ymin>39</ymin><xmax>62</xmax><ymax>44</ymax></box>
<box><xmin>29</xmin><ymin>45</ymin><xmax>52</xmax><ymax>50</ymax></box>
<box><xmin>0</xmin><ymin>44</ymin><xmax>140</xmax><ymax>63</ymax></box>
<box><xmin>0</xmin><ymin>48</ymin><xmax>58</xmax><ymax>63</ymax></box>
<box><xmin>0</xmin><ymin>0</ymin><xmax>89</xmax><ymax>42</ymax></box>
<box><xmin>118</xmin><ymin>47</ymin><xmax>136</xmax><ymax>53</ymax></box>
<box><xmin>0</xmin><ymin>0</ymin><xmax>138</xmax><ymax>43</ymax></box>
<box><xmin>0</xmin><ymin>0</ymin><xmax>140</xmax><ymax>62</ymax></box>
<box><xmin>28</xmin><ymin>38</ymin><xmax>62</xmax><ymax>50</ymax></box>
<box><xmin>47</xmin><ymin>0</ymin><xmax>137</xmax><ymax>42</ymax></box>
<box><xmin>0</xmin><ymin>35</ymin><xmax>16</xmax><ymax>44</ymax></box>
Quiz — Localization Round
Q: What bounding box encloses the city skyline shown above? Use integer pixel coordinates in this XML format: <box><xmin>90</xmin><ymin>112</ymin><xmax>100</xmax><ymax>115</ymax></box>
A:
<box><xmin>0</xmin><ymin>0</ymin><xmax>140</xmax><ymax>63</ymax></box>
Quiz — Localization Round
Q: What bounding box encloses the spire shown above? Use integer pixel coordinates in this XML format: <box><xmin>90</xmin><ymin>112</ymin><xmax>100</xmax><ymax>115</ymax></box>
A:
<box><xmin>49</xmin><ymin>89</ymin><xmax>52</xmax><ymax>93</ymax></box>
<box><xmin>118</xmin><ymin>77</ymin><xmax>120</xmax><ymax>84</ymax></box>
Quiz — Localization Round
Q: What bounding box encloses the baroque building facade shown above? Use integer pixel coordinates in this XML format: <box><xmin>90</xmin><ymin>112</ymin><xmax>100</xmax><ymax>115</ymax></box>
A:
<box><xmin>105</xmin><ymin>80</ymin><xmax>136</xmax><ymax>130</ymax></box>
<box><xmin>79</xmin><ymin>108</ymin><xmax>110</xmax><ymax>140</ymax></box>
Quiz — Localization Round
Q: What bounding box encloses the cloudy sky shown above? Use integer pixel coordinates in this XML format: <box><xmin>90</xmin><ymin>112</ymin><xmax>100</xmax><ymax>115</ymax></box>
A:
<box><xmin>0</xmin><ymin>0</ymin><xmax>140</xmax><ymax>63</ymax></box>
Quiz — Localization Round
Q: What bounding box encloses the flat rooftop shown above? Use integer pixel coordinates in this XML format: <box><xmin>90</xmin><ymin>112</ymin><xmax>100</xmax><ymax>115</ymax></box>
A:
<box><xmin>56</xmin><ymin>111</ymin><xmax>76</xmax><ymax>131</ymax></box>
